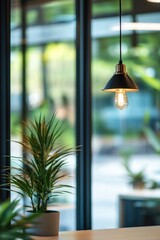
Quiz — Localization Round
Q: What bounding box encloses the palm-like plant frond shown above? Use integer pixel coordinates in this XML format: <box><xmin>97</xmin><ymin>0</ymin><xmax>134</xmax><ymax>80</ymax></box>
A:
<box><xmin>4</xmin><ymin>114</ymin><xmax>76</xmax><ymax>212</ymax></box>
<box><xmin>0</xmin><ymin>199</ymin><xmax>39</xmax><ymax>239</ymax></box>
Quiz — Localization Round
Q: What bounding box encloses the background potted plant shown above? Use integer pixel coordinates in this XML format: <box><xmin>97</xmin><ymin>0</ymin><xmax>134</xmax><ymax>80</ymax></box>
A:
<box><xmin>121</xmin><ymin>150</ymin><xmax>146</xmax><ymax>189</ymax></box>
<box><xmin>3</xmin><ymin>114</ymin><xmax>75</xmax><ymax>236</ymax></box>
<box><xmin>0</xmin><ymin>199</ymin><xmax>39</xmax><ymax>240</ymax></box>
<box><xmin>143</xmin><ymin>127</ymin><xmax>160</xmax><ymax>189</ymax></box>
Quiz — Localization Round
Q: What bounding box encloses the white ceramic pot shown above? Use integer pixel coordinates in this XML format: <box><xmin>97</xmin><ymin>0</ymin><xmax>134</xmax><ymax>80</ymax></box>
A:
<box><xmin>27</xmin><ymin>210</ymin><xmax>60</xmax><ymax>236</ymax></box>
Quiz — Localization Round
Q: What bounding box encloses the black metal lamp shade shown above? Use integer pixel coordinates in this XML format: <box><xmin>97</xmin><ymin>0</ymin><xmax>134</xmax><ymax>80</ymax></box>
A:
<box><xmin>102</xmin><ymin>0</ymin><xmax>139</xmax><ymax>110</ymax></box>
<box><xmin>102</xmin><ymin>63</ymin><xmax>139</xmax><ymax>92</ymax></box>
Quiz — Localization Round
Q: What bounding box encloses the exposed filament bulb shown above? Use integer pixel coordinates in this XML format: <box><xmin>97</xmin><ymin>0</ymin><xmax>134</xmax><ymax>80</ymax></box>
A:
<box><xmin>114</xmin><ymin>89</ymin><xmax>128</xmax><ymax>110</ymax></box>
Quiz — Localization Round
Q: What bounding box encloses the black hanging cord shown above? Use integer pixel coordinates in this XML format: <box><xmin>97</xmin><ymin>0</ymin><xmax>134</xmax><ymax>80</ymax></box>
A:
<box><xmin>119</xmin><ymin>0</ymin><xmax>122</xmax><ymax>64</ymax></box>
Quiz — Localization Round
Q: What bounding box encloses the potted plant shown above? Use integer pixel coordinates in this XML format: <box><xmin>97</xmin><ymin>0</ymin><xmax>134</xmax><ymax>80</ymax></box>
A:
<box><xmin>121</xmin><ymin>151</ymin><xmax>146</xmax><ymax>189</ymax></box>
<box><xmin>0</xmin><ymin>199</ymin><xmax>39</xmax><ymax>239</ymax></box>
<box><xmin>3</xmin><ymin>114</ymin><xmax>75</xmax><ymax>236</ymax></box>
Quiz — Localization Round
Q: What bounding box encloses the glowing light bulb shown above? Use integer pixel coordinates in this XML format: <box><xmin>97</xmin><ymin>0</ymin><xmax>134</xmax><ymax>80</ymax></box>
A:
<box><xmin>114</xmin><ymin>90</ymin><xmax>128</xmax><ymax>110</ymax></box>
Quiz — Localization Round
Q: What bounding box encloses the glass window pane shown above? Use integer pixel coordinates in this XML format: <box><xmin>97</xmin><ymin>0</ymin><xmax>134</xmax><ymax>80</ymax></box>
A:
<box><xmin>11</xmin><ymin>0</ymin><xmax>21</xmax><ymax>28</ymax></box>
<box><xmin>42</xmin><ymin>1</ymin><xmax>75</xmax><ymax>23</ymax></box>
<box><xmin>11</xmin><ymin>0</ymin><xmax>76</xmax><ymax>231</ymax></box>
<box><xmin>92</xmin><ymin>0</ymin><xmax>132</xmax><ymax>17</ymax></box>
<box><xmin>27</xmin><ymin>8</ymin><xmax>39</xmax><ymax>25</ymax></box>
<box><xmin>92</xmin><ymin>0</ymin><xmax>160</xmax><ymax>229</ymax></box>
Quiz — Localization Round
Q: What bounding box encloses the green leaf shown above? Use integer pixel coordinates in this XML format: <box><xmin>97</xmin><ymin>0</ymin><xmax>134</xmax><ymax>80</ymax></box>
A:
<box><xmin>2</xmin><ymin>114</ymin><xmax>76</xmax><ymax>213</ymax></box>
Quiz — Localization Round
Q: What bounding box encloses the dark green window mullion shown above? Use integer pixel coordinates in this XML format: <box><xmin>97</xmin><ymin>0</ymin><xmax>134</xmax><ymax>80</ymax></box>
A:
<box><xmin>76</xmin><ymin>0</ymin><xmax>92</xmax><ymax>230</ymax></box>
<box><xmin>0</xmin><ymin>0</ymin><xmax>11</xmax><ymax>202</ymax></box>
<box><xmin>21</xmin><ymin>0</ymin><xmax>28</xmax><ymax>127</ymax></box>
<box><xmin>20</xmin><ymin>0</ymin><xmax>28</xmax><ymax>208</ymax></box>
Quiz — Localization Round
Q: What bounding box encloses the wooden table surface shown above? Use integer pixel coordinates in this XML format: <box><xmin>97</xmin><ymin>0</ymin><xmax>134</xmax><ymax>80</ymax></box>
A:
<box><xmin>32</xmin><ymin>225</ymin><xmax>160</xmax><ymax>240</ymax></box>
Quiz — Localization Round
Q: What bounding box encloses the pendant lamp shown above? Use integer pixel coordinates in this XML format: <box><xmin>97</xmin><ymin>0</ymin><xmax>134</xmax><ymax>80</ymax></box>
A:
<box><xmin>102</xmin><ymin>0</ymin><xmax>139</xmax><ymax>110</ymax></box>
